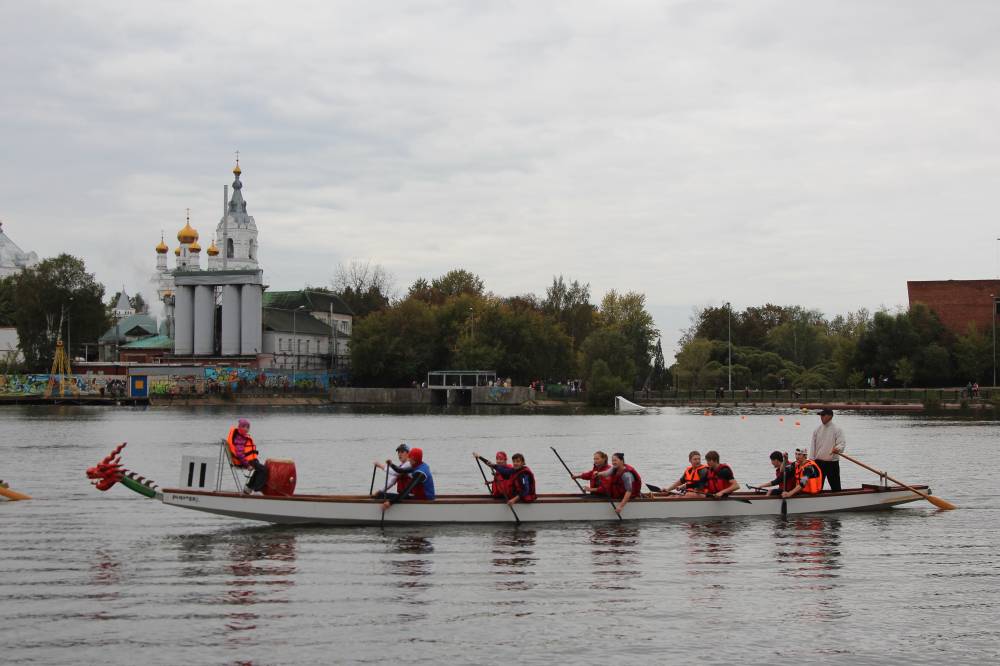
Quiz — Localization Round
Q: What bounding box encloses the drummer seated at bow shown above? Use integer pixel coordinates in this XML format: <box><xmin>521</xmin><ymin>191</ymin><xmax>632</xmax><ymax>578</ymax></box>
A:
<box><xmin>703</xmin><ymin>450</ymin><xmax>740</xmax><ymax>498</ymax></box>
<box><xmin>226</xmin><ymin>418</ymin><xmax>268</xmax><ymax>494</ymax></box>
<box><xmin>381</xmin><ymin>447</ymin><xmax>436</xmax><ymax>509</ymax></box>
<box><xmin>594</xmin><ymin>452</ymin><xmax>642</xmax><ymax>514</ymax></box>
<box><xmin>572</xmin><ymin>450</ymin><xmax>613</xmax><ymax>496</ymax></box>
<box><xmin>476</xmin><ymin>452</ymin><xmax>537</xmax><ymax>505</ymax></box>
<box><xmin>757</xmin><ymin>451</ymin><xmax>797</xmax><ymax>496</ymax></box>
<box><xmin>782</xmin><ymin>448</ymin><xmax>824</xmax><ymax>499</ymax></box>
<box><xmin>661</xmin><ymin>450</ymin><xmax>709</xmax><ymax>496</ymax></box>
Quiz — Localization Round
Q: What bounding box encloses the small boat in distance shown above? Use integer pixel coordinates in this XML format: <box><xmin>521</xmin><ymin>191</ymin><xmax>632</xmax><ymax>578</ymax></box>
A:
<box><xmin>86</xmin><ymin>444</ymin><xmax>929</xmax><ymax>526</ymax></box>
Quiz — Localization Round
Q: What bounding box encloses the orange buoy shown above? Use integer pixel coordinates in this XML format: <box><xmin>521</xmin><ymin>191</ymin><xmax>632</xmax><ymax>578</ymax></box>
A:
<box><xmin>794</xmin><ymin>421</ymin><xmax>801</xmax><ymax>427</ymax></box>
<box><xmin>779</xmin><ymin>417</ymin><xmax>784</xmax><ymax>423</ymax></box>
<box><xmin>740</xmin><ymin>415</ymin><xmax>746</xmax><ymax>420</ymax></box>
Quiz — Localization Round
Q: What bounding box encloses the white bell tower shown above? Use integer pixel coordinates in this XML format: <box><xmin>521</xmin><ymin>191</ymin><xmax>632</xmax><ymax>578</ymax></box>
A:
<box><xmin>215</xmin><ymin>155</ymin><xmax>259</xmax><ymax>270</ymax></box>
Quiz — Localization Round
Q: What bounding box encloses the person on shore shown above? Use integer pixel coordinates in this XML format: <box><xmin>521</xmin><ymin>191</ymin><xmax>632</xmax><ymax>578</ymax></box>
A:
<box><xmin>475</xmin><ymin>452</ymin><xmax>537</xmax><ymax>504</ymax></box>
<box><xmin>373</xmin><ymin>443</ymin><xmax>410</xmax><ymax>498</ymax></box>
<box><xmin>782</xmin><ymin>448</ymin><xmax>824</xmax><ymax>498</ymax></box>
<box><xmin>662</xmin><ymin>450</ymin><xmax>709</xmax><ymax>495</ymax></box>
<box><xmin>703</xmin><ymin>450</ymin><xmax>740</xmax><ymax>498</ymax></box>
<box><xmin>226</xmin><ymin>418</ymin><xmax>268</xmax><ymax>493</ymax></box>
<box><xmin>594</xmin><ymin>452</ymin><xmax>642</xmax><ymax>514</ymax></box>
<box><xmin>381</xmin><ymin>447</ymin><xmax>435</xmax><ymax>509</ymax></box>
<box><xmin>756</xmin><ymin>451</ymin><xmax>797</xmax><ymax>496</ymax></box>
<box><xmin>572</xmin><ymin>451</ymin><xmax>613</xmax><ymax>496</ymax></box>
<box><xmin>810</xmin><ymin>408</ymin><xmax>845</xmax><ymax>491</ymax></box>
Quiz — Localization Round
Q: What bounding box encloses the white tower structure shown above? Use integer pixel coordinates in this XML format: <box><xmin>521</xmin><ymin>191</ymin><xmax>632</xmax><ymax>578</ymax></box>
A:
<box><xmin>216</xmin><ymin>158</ymin><xmax>259</xmax><ymax>270</ymax></box>
<box><xmin>0</xmin><ymin>221</ymin><xmax>40</xmax><ymax>278</ymax></box>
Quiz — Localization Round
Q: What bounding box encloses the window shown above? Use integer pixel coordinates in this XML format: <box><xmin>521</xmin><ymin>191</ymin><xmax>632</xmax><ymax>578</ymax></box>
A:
<box><xmin>278</xmin><ymin>337</ymin><xmax>282</xmax><ymax>351</ymax></box>
<box><xmin>226</xmin><ymin>238</ymin><xmax>234</xmax><ymax>259</ymax></box>
<box><xmin>249</xmin><ymin>239</ymin><xmax>256</xmax><ymax>260</ymax></box>
<box><xmin>306</xmin><ymin>339</ymin><xmax>310</xmax><ymax>353</ymax></box>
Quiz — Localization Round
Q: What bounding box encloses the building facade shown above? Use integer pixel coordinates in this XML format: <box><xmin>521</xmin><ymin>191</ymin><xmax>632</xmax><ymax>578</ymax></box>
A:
<box><xmin>907</xmin><ymin>279</ymin><xmax>1000</xmax><ymax>336</ymax></box>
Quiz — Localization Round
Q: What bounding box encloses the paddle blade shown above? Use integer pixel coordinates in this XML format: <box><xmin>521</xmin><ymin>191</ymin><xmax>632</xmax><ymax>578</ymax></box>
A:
<box><xmin>645</xmin><ymin>483</ymin><xmax>663</xmax><ymax>493</ymax></box>
<box><xmin>927</xmin><ymin>495</ymin><xmax>957</xmax><ymax>510</ymax></box>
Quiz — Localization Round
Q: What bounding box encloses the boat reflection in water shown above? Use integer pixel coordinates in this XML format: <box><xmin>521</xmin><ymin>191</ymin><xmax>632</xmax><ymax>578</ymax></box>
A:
<box><xmin>589</xmin><ymin>524</ymin><xmax>641</xmax><ymax>591</ymax></box>
<box><xmin>682</xmin><ymin>518</ymin><xmax>745</xmax><ymax>609</ymax></box>
<box><xmin>384</xmin><ymin>531</ymin><xmax>435</xmax><ymax>619</ymax></box>
<box><xmin>491</xmin><ymin>528</ymin><xmax>537</xmax><ymax>592</ymax></box>
<box><xmin>774</xmin><ymin>516</ymin><xmax>847</xmax><ymax>622</ymax></box>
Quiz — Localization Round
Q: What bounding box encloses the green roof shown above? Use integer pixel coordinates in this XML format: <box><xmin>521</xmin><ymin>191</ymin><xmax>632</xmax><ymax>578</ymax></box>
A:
<box><xmin>263</xmin><ymin>290</ymin><xmax>354</xmax><ymax>316</ymax></box>
<box><xmin>262</xmin><ymin>308</ymin><xmax>333</xmax><ymax>335</ymax></box>
<box><xmin>99</xmin><ymin>314</ymin><xmax>158</xmax><ymax>343</ymax></box>
<box><xmin>121</xmin><ymin>334</ymin><xmax>174</xmax><ymax>350</ymax></box>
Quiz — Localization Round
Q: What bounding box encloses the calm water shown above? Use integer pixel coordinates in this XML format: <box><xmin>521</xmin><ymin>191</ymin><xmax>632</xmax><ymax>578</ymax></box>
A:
<box><xmin>1</xmin><ymin>405</ymin><xmax>998</xmax><ymax>665</ymax></box>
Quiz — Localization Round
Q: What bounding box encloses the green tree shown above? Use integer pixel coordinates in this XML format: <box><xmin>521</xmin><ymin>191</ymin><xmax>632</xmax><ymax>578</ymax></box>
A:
<box><xmin>0</xmin><ymin>275</ymin><xmax>16</xmax><ymax>326</ymax></box>
<box><xmin>431</xmin><ymin>269</ymin><xmax>485</xmax><ymax>298</ymax></box>
<box><xmin>332</xmin><ymin>259</ymin><xmax>394</xmax><ymax>317</ymax></box>
<box><xmin>954</xmin><ymin>324</ymin><xmax>992</xmax><ymax>383</ymax></box>
<box><xmin>10</xmin><ymin>254</ymin><xmax>108</xmax><ymax>370</ymax></box>
<box><xmin>579</xmin><ymin>328</ymin><xmax>636</xmax><ymax>386</ymax></box>
<box><xmin>586</xmin><ymin>359</ymin><xmax>628</xmax><ymax>407</ymax></box>
<box><xmin>673</xmin><ymin>337</ymin><xmax>714</xmax><ymax>389</ymax></box>
<box><xmin>543</xmin><ymin>275</ymin><xmax>598</xmax><ymax>349</ymax></box>
<box><xmin>599</xmin><ymin>290</ymin><xmax>658</xmax><ymax>387</ymax></box>
<box><xmin>649</xmin><ymin>337</ymin><xmax>671</xmax><ymax>389</ymax></box>
<box><xmin>349</xmin><ymin>298</ymin><xmax>441</xmax><ymax>385</ymax></box>
<box><xmin>895</xmin><ymin>357</ymin><xmax>915</xmax><ymax>388</ymax></box>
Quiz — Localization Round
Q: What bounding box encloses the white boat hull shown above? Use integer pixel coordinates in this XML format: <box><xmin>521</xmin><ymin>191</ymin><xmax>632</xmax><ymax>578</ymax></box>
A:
<box><xmin>158</xmin><ymin>485</ymin><xmax>928</xmax><ymax>525</ymax></box>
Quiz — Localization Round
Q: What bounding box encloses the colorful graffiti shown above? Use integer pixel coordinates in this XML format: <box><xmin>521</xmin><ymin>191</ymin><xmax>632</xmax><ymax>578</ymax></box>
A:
<box><xmin>0</xmin><ymin>367</ymin><xmax>344</xmax><ymax>398</ymax></box>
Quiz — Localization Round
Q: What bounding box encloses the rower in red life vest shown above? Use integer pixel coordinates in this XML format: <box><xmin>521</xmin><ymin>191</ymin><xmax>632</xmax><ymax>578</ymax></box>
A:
<box><xmin>756</xmin><ymin>450</ymin><xmax>797</xmax><ymax>495</ymax></box>
<box><xmin>662</xmin><ymin>450</ymin><xmax>709</xmax><ymax>495</ymax></box>
<box><xmin>703</xmin><ymin>450</ymin><xmax>740</xmax><ymax>498</ymax></box>
<box><xmin>490</xmin><ymin>451</ymin><xmax>512</xmax><ymax>498</ymax></box>
<box><xmin>572</xmin><ymin>450</ymin><xmax>613</xmax><ymax>496</ymax></box>
<box><xmin>782</xmin><ymin>448</ymin><xmax>824</xmax><ymax>498</ymax></box>
<box><xmin>476</xmin><ymin>452</ymin><xmax>537</xmax><ymax>504</ymax></box>
<box><xmin>594</xmin><ymin>452</ymin><xmax>642</xmax><ymax>514</ymax></box>
<box><xmin>381</xmin><ymin>447</ymin><xmax>436</xmax><ymax>510</ymax></box>
<box><xmin>226</xmin><ymin>418</ymin><xmax>268</xmax><ymax>493</ymax></box>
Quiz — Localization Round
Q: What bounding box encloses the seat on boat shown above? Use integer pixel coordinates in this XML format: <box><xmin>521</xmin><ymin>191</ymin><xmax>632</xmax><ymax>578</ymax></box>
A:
<box><xmin>218</xmin><ymin>439</ymin><xmax>253</xmax><ymax>492</ymax></box>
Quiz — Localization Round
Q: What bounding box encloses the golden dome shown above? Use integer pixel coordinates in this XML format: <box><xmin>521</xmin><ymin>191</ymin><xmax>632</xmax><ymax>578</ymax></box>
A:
<box><xmin>177</xmin><ymin>220</ymin><xmax>199</xmax><ymax>244</ymax></box>
<box><xmin>189</xmin><ymin>240</ymin><xmax>202</xmax><ymax>253</ymax></box>
<box><xmin>207</xmin><ymin>240</ymin><xmax>219</xmax><ymax>256</ymax></box>
<box><xmin>163</xmin><ymin>289</ymin><xmax>174</xmax><ymax>298</ymax></box>
<box><xmin>174</xmin><ymin>247</ymin><xmax>181</xmax><ymax>256</ymax></box>
<box><xmin>155</xmin><ymin>239</ymin><xmax>169</xmax><ymax>254</ymax></box>
<box><xmin>233</xmin><ymin>163</ymin><xmax>242</xmax><ymax>176</ymax></box>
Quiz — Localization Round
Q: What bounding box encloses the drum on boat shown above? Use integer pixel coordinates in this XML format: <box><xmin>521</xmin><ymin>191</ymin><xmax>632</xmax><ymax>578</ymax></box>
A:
<box><xmin>263</xmin><ymin>459</ymin><xmax>297</xmax><ymax>496</ymax></box>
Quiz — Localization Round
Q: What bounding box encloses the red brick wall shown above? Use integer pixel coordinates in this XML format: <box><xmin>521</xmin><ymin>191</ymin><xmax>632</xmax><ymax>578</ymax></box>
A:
<box><xmin>907</xmin><ymin>280</ymin><xmax>1000</xmax><ymax>336</ymax></box>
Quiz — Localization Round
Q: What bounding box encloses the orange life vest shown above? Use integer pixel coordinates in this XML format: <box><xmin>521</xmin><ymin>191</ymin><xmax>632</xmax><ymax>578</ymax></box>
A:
<box><xmin>226</xmin><ymin>427</ymin><xmax>258</xmax><ymax>467</ymax></box>
<box><xmin>795</xmin><ymin>459</ymin><xmax>824</xmax><ymax>494</ymax></box>
<box><xmin>683</xmin><ymin>464</ymin><xmax>708</xmax><ymax>491</ymax></box>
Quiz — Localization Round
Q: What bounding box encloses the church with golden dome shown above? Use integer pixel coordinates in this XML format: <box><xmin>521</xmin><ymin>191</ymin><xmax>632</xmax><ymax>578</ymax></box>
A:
<box><xmin>151</xmin><ymin>160</ymin><xmax>265</xmax><ymax>360</ymax></box>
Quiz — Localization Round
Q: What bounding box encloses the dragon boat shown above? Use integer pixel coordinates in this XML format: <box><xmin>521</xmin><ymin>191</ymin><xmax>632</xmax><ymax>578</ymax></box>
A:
<box><xmin>85</xmin><ymin>443</ymin><xmax>932</xmax><ymax>525</ymax></box>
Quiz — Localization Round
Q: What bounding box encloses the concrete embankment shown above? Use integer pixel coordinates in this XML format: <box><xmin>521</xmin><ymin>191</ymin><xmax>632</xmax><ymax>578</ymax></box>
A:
<box><xmin>330</xmin><ymin>386</ymin><xmax>534</xmax><ymax>405</ymax></box>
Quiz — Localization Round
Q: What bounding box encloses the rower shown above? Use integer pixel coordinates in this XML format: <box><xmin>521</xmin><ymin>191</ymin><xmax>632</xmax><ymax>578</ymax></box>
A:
<box><xmin>662</xmin><ymin>450</ymin><xmax>709</xmax><ymax>495</ymax></box>
<box><xmin>703</xmin><ymin>450</ymin><xmax>739</xmax><ymax>498</ymax></box>
<box><xmin>572</xmin><ymin>450</ymin><xmax>612</xmax><ymax>496</ymax></box>
<box><xmin>381</xmin><ymin>447</ymin><xmax>436</xmax><ymax>509</ymax></box>
<box><xmin>373</xmin><ymin>443</ymin><xmax>410</xmax><ymax>498</ymax></box>
<box><xmin>475</xmin><ymin>452</ymin><xmax>537</xmax><ymax>504</ymax></box>
<box><xmin>782</xmin><ymin>448</ymin><xmax>824</xmax><ymax>499</ymax></box>
<box><xmin>226</xmin><ymin>418</ymin><xmax>268</xmax><ymax>494</ymax></box>
<box><xmin>756</xmin><ymin>451</ymin><xmax>796</xmax><ymax>496</ymax></box>
<box><xmin>491</xmin><ymin>451</ymin><xmax>511</xmax><ymax>498</ymax></box>
<box><xmin>596</xmin><ymin>452</ymin><xmax>642</xmax><ymax>514</ymax></box>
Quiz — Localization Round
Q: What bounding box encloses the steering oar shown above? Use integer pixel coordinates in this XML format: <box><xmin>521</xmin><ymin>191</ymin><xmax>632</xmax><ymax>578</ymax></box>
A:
<box><xmin>839</xmin><ymin>452</ymin><xmax>956</xmax><ymax>510</ymax></box>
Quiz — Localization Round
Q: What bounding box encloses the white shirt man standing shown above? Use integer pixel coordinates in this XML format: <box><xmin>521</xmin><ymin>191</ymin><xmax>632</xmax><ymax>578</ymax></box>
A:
<box><xmin>810</xmin><ymin>408</ymin><xmax>846</xmax><ymax>491</ymax></box>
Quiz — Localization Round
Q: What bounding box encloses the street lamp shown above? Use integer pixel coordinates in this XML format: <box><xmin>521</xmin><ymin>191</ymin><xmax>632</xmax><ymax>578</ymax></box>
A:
<box><xmin>726</xmin><ymin>301</ymin><xmax>732</xmax><ymax>394</ymax></box>
<box><xmin>992</xmin><ymin>294</ymin><xmax>997</xmax><ymax>387</ymax></box>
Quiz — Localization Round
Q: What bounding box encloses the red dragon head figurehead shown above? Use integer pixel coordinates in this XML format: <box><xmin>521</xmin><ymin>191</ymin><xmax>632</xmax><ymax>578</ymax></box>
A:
<box><xmin>87</xmin><ymin>443</ymin><xmax>127</xmax><ymax>491</ymax></box>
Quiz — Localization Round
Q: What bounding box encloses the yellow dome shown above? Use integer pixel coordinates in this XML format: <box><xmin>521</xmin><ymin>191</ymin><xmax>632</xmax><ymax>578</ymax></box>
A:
<box><xmin>177</xmin><ymin>220</ymin><xmax>199</xmax><ymax>244</ymax></box>
<box><xmin>174</xmin><ymin>247</ymin><xmax>181</xmax><ymax>256</ymax></box>
<box><xmin>233</xmin><ymin>163</ymin><xmax>242</xmax><ymax>176</ymax></box>
<box><xmin>189</xmin><ymin>240</ymin><xmax>202</xmax><ymax>253</ymax></box>
<box><xmin>207</xmin><ymin>240</ymin><xmax>219</xmax><ymax>256</ymax></box>
<box><xmin>155</xmin><ymin>239</ymin><xmax>169</xmax><ymax>254</ymax></box>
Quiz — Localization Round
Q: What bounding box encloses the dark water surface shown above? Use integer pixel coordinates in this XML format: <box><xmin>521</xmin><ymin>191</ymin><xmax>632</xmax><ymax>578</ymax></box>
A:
<box><xmin>1</xmin><ymin>406</ymin><xmax>997</xmax><ymax>665</ymax></box>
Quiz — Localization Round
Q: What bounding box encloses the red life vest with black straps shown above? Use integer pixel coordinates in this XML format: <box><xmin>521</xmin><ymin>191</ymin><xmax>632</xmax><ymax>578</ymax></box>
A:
<box><xmin>683</xmin><ymin>464</ymin><xmax>708</xmax><ymax>491</ymax></box>
<box><xmin>582</xmin><ymin>463</ymin><xmax>613</xmax><ymax>495</ymax></box>
<box><xmin>396</xmin><ymin>471</ymin><xmax>410</xmax><ymax>494</ymax></box>
<box><xmin>510</xmin><ymin>466</ymin><xmax>537</xmax><ymax>502</ymax></box>
<box><xmin>795</xmin><ymin>460</ymin><xmax>824</xmax><ymax>494</ymax></box>
<box><xmin>705</xmin><ymin>463</ymin><xmax>734</xmax><ymax>495</ymax></box>
<box><xmin>609</xmin><ymin>464</ymin><xmax>642</xmax><ymax>500</ymax></box>
<box><xmin>492</xmin><ymin>470</ymin><xmax>511</xmax><ymax>498</ymax></box>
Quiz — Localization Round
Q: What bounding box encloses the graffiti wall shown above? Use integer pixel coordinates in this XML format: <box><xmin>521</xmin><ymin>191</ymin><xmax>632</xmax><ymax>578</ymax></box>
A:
<box><xmin>0</xmin><ymin>367</ymin><xmax>343</xmax><ymax>398</ymax></box>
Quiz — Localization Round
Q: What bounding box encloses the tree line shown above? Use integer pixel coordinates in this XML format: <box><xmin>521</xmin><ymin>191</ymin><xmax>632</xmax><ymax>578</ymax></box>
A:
<box><xmin>673</xmin><ymin>303</ymin><xmax>993</xmax><ymax>390</ymax></box>
<box><xmin>338</xmin><ymin>263</ymin><xmax>664</xmax><ymax>404</ymax></box>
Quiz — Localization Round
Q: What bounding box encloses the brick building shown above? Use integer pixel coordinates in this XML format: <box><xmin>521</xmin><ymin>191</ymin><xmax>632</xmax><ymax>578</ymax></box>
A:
<box><xmin>906</xmin><ymin>280</ymin><xmax>1000</xmax><ymax>336</ymax></box>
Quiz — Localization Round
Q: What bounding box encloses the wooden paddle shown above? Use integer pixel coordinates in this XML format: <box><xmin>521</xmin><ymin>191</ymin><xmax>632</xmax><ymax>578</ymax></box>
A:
<box><xmin>368</xmin><ymin>464</ymin><xmax>377</xmax><ymax>496</ymax></box>
<box><xmin>550</xmin><ymin>446</ymin><xmax>622</xmax><ymax>521</ymax></box>
<box><xmin>380</xmin><ymin>463</ymin><xmax>389</xmax><ymax>527</ymax></box>
<box><xmin>838</xmin><ymin>452</ymin><xmax>956</xmax><ymax>510</ymax></box>
<box><xmin>645</xmin><ymin>483</ymin><xmax>751</xmax><ymax>504</ymax></box>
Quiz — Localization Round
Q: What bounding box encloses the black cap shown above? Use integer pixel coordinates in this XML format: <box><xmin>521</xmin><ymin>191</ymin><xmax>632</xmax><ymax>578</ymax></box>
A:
<box><xmin>396</xmin><ymin>443</ymin><xmax>410</xmax><ymax>453</ymax></box>
<box><xmin>818</xmin><ymin>408</ymin><xmax>833</xmax><ymax>416</ymax></box>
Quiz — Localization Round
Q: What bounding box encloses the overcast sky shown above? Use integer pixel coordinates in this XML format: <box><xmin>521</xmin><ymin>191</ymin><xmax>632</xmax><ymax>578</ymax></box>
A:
<box><xmin>2</xmin><ymin>1</ymin><xmax>999</xmax><ymax>359</ymax></box>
